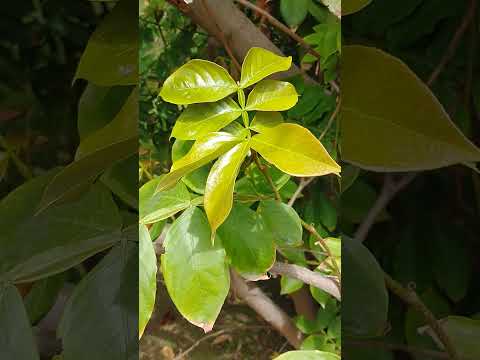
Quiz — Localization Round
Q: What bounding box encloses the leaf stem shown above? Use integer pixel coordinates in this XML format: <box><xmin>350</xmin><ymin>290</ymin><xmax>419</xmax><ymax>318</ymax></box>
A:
<box><xmin>252</xmin><ymin>151</ymin><xmax>282</xmax><ymax>201</ymax></box>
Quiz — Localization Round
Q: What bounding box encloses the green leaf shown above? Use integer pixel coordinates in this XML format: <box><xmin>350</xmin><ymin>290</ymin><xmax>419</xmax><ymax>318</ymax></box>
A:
<box><xmin>304</xmin><ymin>23</ymin><xmax>340</xmax><ymax>61</ymax></box>
<box><xmin>258</xmin><ymin>200</ymin><xmax>303</xmax><ymax>248</ymax></box>
<box><xmin>343</xmin><ymin>236</ymin><xmax>389</xmax><ymax>338</ymax></box>
<box><xmin>139</xmin><ymin>224</ymin><xmax>157</xmax><ymax>339</ymax></box>
<box><xmin>205</xmin><ymin>141</ymin><xmax>250</xmax><ymax>234</ymax></box>
<box><xmin>250</xmin><ymin>111</ymin><xmax>284</xmax><ymax>133</ymax></box>
<box><xmin>240</xmin><ymin>47</ymin><xmax>292</xmax><ymax>89</ymax></box>
<box><xmin>251</xmin><ymin>123</ymin><xmax>341</xmax><ymax>177</ymax></box>
<box><xmin>140</xmin><ymin>178</ymin><xmax>191</xmax><ymax>224</ymax></box>
<box><xmin>341</xmin><ymin>46</ymin><xmax>480</xmax><ymax>171</ymax></box>
<box><xmin>78</xmin><ymin>84</ymin><xmax>133</xmax><ymax>140</ymax></box>
<box><xmin>39</xmin><ymin>88</ymin><xmax>137</xmax><ymax>211</ymax></box>
<box><xmin>280</xmin><ymin>0</ymin><xmax>310</xmax><ymax>27</ymax></box>
<box><xmin>58</xmin><ymin>243</ymin><xmax>137</xmax><ymax>360</ymax></box>
<box><xmin>273</xmin><ymin>350</ymin><xmax>340</xmax><ymax>360</ymax></box>
<box><xmin>156</xmin><ymin>132</ymin><xmax>243</xmax><ymax>192</ymax></box>
<box><xmin>0</xmin><ymin>285</ymin><xmax>40</xmax><ymax>360</ymax></box>
<box><xmin>342</xmin><ymin>0</ymin><xmax>372</xmax><ymax>15</ymax></box>
<box><xmin>217</xmin><ymin>203</ymin><xmax>276</xmax><ymax>280</ymax></box>
<box><xmin>246</xmin><ymin>80</ymin><xmax>298</xmax><ymax>111</ymax></box>
<box><xmin>171</xmin><ymin>98</ymin><xmax>242</xmax><ymax>140</ymax></box>
<box><xmin>172</xmin><ymin>139</ymin><xmax>210</xmax><ymax>194</ymax></box>
<box><xmin>75</xmin><ymin>0</ymin><xmax>138</xmax><ymax>85</ymax></box>
<box><xmin>160</xmin><ymin>59</ymin><xmax>238</xmax><ymax>105</ymax></box>
<box><xmin>430</xmin><ymin>316</ymin><xmax>480</xmax><ymax>359</ymax></box>
<box><xmin>281</xmin><ymin>276</ymin><xmax>304</xmax><ymax>295</ymax></box>
<box><xmin>162</xmin><ymin>208</ymin><xmax>230</xmax><ymax>332</ymax></box>
<box><xmin>310</xmin><ymin>286</ymin><xmax>330</xmax><ymax>308</ymax></box>
<box><xmin>320</xmin><ymin>0</ymin><xmax>341</xmax><ymax>17</ymax></box>
<box><xmin>0</xmin><ymin>172</ymin><xmax>122</xmax><ymax>283</ymax></box>
<box><xmin>101</xmin><ymin>155</ymin><xmax>138</xmax><ymax>209</ymax></box>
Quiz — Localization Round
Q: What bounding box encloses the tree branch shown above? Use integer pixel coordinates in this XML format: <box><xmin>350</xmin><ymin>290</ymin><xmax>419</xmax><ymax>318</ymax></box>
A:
<box><xmin>270</xmin><ymin>262</ymin><xmax>340</xmax><ymax>301</ymax></box>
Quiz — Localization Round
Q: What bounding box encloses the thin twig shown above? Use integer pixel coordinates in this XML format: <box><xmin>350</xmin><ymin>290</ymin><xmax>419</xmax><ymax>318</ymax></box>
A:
<box><xmin>355</xmin><ymin>173</ymin><xmax>417</xmax><ymax>243</ymax></box>
<box><xmin>253</xmin><ymin>151</ymin><xmax>282</xmax><ymax>201</ymax></box>
<box><xmin>270</xmin><ymin>262</ymin><xmax>340</xmax><ymax>300</ymax></box>
<box><xmin>173</xmin><ymin>329</ymin><xmax>229</xmax><ymax>360</ymax></box>
<box><xmin>319</xmin><ymin>96</ymin><xmax>341</xmax><ymax>141</ymax></box>
<box><xmin>384</xmin><ymin>272</ymin><xmax>460</xmax><ymax>360</ymax></box>
<box><xmin>427</xmin><ymin>0</ymin><xmax>477</xmax><ymax>86</ymax></box>
<box><xmin>287</xmin><ymin>177</ymin><xmax>315</xmax><ymax>206</ymax></box>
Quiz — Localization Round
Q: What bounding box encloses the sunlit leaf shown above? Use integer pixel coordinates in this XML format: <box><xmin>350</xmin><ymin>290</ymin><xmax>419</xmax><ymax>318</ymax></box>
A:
<box><xmin>341</xmin><ymin>46</ymin><xmax>480</xmax><ymax>171</ymax></box>
<box><xmin>251</xmin><ymin>123</ymin><xmax>340</xmax><ymax>177</ymax></box>
<box><xmin>160</xmin><ymin>60</ymin><xmax>238</xmax><ymax>105</ymax></box>
<box><xmin>217</xmin><ymin>203</ymin><xmax>275</xmax><ymax>280</ymax></box>
<box><xmin>205</xmin><ymin>141</ymin><xmax>250</xmax><ymax>234</ymax></box>
<box><xmin>240</xmin><ymin>47</ymin><xmax>292</xmax><ymax>89</ymax></box>
<box><xmin>139</xmin><ymin>225</ymin><xmax>157</xmax><ymax>339</ymax></box>
<box><xmin>0</xmin><ymin>285</ymin><xmax>39</xmax><ymax>359</ymax></box>
<box><xmin>273</xmin><ymin>350</ymin><xmax>340</xmax><ymax>360</ymax></box>
<box><xmin>250</xmin><ymin>111</ymin><xmax>284</xmax><ymax>133</ymax></box>
<box><xmin>246</xmin><ymin>80</ymin><xmax>298</xmax><ymax>111</ymax></box>
<box><xmin>156</xmin><ymin>132</ymin><xmax>243</xmax><ymax>192</ymax></box>
<box><xmin>172</xmin><ymin>139</ymin><xmax>210</xmax><ymax>194</ymax></box>
<box><xmin>140</xmin><ymin>178</ymin><xmax>191</xmax><ymax>224</ymax></box>
<box><xmin>161</xmin><ymin>208</ymin><xmax>230</xmax><ymax>332</ymax></box>
<box><xmin>171</xmin><ymin>98</ymin><xmax>242</xmax><ymax>140</ymax></box>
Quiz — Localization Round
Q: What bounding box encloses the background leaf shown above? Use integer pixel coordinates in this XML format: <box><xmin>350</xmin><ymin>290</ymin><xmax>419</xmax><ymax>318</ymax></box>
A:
<box><xmin>139</xmin><ymin>225</ymin><xmax>157</xmax><ymax>338</ymax></box>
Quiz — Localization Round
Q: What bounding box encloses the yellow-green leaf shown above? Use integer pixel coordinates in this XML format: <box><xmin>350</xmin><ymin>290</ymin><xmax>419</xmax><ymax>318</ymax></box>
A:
<box><xmin>341</xmin><ymin>45</ymin><xmax>480</xmax><ymax>171</ymax></box>
<box><xmin>342</xmin><ymin>0</ymin><xmax>372</xmax><ymax>16</ymax></box>
<box><xmin>273</xmin><ymin>350</ymin><xmax>340</xmax><ymax>360</ymax></box>
<box><xmin>139</xmin><ymin>224</ymin><xmax>156</xmax><ymax>339</ymax></box>
<box><xmin>205</xmin><ymin>140</ymin><xmax>250</xmax><ymax>235</ymax></box>
<box><xmin>171</xmin><ymin>98</ymin><xmax>242</xmax><ymax>140</ymax></box>
<box><xmin>250</xmin><ymin>112</ymin><xmax>284</xmax><ymax>133</ymax></box>
<box><xmin>160</xmin><ymin>60</ymin><xmax>238</xmax><ymax>105</ymax></box>
<box><xmin>156</xmin><ymin>132</ymin><xmax>244</xmax><ymax>192</ymax></box>
<box><xmin>251</xmin><ymin>123</ymin><xmax>341</xmax><ymax>177</ymax></box>
<box><xmin>246</xmin><ymin>80</ymin><xmax>299</xmax><ymax>111</ymax></box>
<box><xmin>240</xmin><ymin>47</ymin><xmax>292</xmax><ymax>89</ymax></box>
<box><xmin>162</xmin><ymin>207</ymin><xmax>230</xmax><ymax>332</ymax></box>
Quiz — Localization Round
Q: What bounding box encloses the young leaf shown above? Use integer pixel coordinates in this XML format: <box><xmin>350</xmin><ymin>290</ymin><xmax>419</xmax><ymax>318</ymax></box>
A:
<box><xmin>75</xmin><ymin>0</ymin><xmax>137</xmax><ymax>85</ymax></box>
<box><xmin>156</xmin><ymin>132</ymin><xmax>243</xmax><ymax>192</ymax></box>
<box><xmin>240</xmin><ymin>47</ymin><xmax>292</xmax><ymax>89</ymax></box>
<box><xmin>246</xmin><ymin>80</ymin><xmax>299</xmax><ymax>111</ymax></box>
<box><xmin>251</xmin><ymin>123</ymin><xmax>340</xmax><ymax>177</ymax></box>
<box><xmin>205</xmin><ymin>141</ymin><xmax>250</xmax><ymax>234</ymax></box>
<box><xmin>342</xmin><ymin>0</ymin><xmax>372</xmax><ymax>16</ymax></box>
<box><xmin>140</xmin><ymin>178</ymin><xmax>191</xmax><ymax>224</ymax></box>
<box><xmin>172</xmin><ymin>140</ymin><xmax>210</xmax><ymax>194</ymax></box>
<box><xmin>273</xmin><ymin>350</ymin><xmax>340</xmax><ymax>360</ymax></box>
<box><xmin>160</xmin><ymin>59</ymin><xmax>238</xmax><ymax>105</ymax></box>
<box><xmin>139</xmin><ymin>224</ymin><xmax>157</xmax><ymax>339</ymax></box>
<box><xmin>250</xmin><ymin>111</ymin><xmax>284</xmax><ymax>133</ymax></box>
<box><xmin>258</xmin><ymin>200</ymin><xmax>303</xmax><ymax>247</ymax></box>
<box><xmin>342</xmin><ymin>46</ymin><xmax>480</xmax><ymax>171</ymax></box>
<box><xmin>280</xmin><ymin>0</ymin><xmax>310</xmax><ymax>27</ymax></box>
<box><xmin>217</xmin><ymin>203</ymin><xmax>276</xmax><ymax>280</ymax></box>
<box><xmin>171</xmin><ymin>98</ymin><xmax>242</xmax><ymax>140</ymax></box>
<box><xmin>0</xmin><ymin>285</ymin><xmax>40</xmax><ymax>360</ymax></box>
<box><xmin>161</xmin><ymin>208</ymin><xmax>230</xmax><ymax>332</ymax></box>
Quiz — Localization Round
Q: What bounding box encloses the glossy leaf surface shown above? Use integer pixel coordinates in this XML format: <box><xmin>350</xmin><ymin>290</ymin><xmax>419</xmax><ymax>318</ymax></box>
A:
<box><xmin>75</xmin><ymin>0</ymin><xmax>137</xmax><ymax>85</ymax></box>
<box><xmin>172</xmin><ymin>98</ymin><xmax>242</xmax><ymax>140</ymax></box>
<box><xmin>156</xmin><ymin>132</ymin><xmax>243</xmax><ymax>192</ymax></box>
<box><xmin>258</xmin><ymin>200</ymin><xmax>303</xmax><ymax>247</ymax></box>
<box><xmin>251</xmin><ymin>123</ymin><xmax>341</xmax><ymax>176</ymax></box>
<box><xmin>172</xmin><ymin>140</ymin><xmax>210</xmax><ymax>194</ymax></box>
<box><xmin>240</xmin><ymin>47</ymin><xmax>292</xmax><ymax>89</ymax></box>
<box><xmin>246</xmin><ymin>80</ymin><xmax>299</xmax><ymax>111</ymax></box>
<box><xmin>250</xmin><ymin>111</ymin><xmax>284</xmax><ymax>133</ymax></box>
<box><xmin>161</xmin><ymin>208</ymin><xmax>230</xmax><ymax>332</ymax></box>
<box><xmin>205</xmin><ymin>141</ymin><xmax>250</xmax><ymax>234</ymax></box>
<box><xmin>217</xmin><ymin>203</ymin><xmax>276</xmax><ymax>280</ymax></box>
<box><xmin>140</xmin><ymin>178</ymin><xmax>191</xmax><ymax>224</ymax></box>
<box><xmin>160</xmin><ymin>60</ymin><xmax>237</xmax><ymax>105</ymax></box>
<box><xmin>0</xmin><ymin>285</ymin><xmax>39</xmax><ymax>360</ymax></box>
<box><xmin>139</xmin><ymin>225</ymin><xmax>157</xmax><ymax>339</ymax></box>
<box><xmin>58</xmin><ymin>243</ymin><xmax>137</xmax><ymax>360</ymax></box>
<box><xmin>342</xmin><ymin>45</ymin><xmax>480</xmax><ymax>171</ymax></box>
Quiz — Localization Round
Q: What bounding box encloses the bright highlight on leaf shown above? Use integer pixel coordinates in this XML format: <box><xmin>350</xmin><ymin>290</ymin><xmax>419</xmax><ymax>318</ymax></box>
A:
<box><xmin>246</xmin><ymin>80</ymin><xmax>299</xmax><ymax>111</ymax></box>
<box><xmin>251</xmin><ymin>123</ymin><xmax>340</xmax><ymax>177</ymax></box>
<box><xmin>250</xmin><ymin>112</ymin><xmax>284</xmax><ymax>133</ymax></box>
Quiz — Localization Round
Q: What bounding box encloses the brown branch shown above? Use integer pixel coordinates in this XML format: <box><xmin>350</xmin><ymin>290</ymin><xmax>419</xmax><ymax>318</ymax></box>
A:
<box><xmin>427</xmin><ymin>0</ymin><xmax>477</xmax><ymax>86</ymax></box>
<box><xmin>287</xmin><ymin>177</ymin><xmax>315</xmax><ymax>206</ymax></box>
<box><xmin>384</xmin><ymin>272</ymin><xmax>459</xmax><ymax>360</ymax></box>
<box><xmin>355</xmin><ymin>173</ymin><xmax>417</xmax><ymax>243</ymax></box>
<box><xmin>230</xmin><ymin>270</ymin><xmax>303</xmax><ymax>349</ymax></box>
<box><xmin>270</xmin><ymin>262</ymin><xmax>340</xmax><ymax>301</ymax></box>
